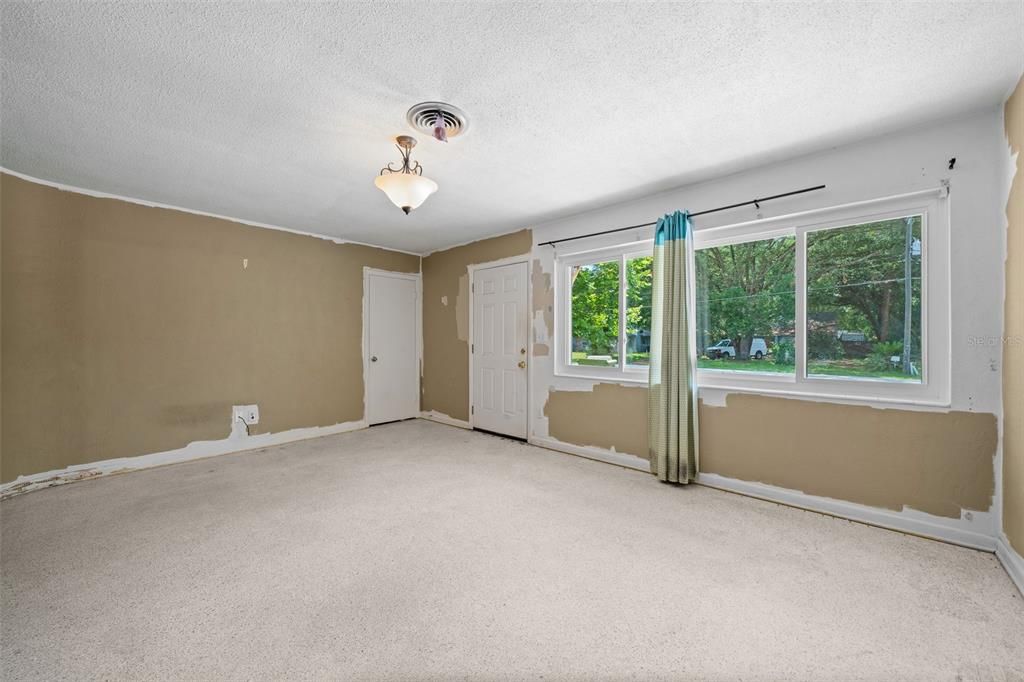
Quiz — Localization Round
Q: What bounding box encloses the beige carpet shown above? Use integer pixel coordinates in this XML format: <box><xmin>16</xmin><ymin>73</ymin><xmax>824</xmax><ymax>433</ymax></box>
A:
<box><xmin>2</xmin><ymin>419</ymin><xmax>1022</xmax><ymax>681</ymax></box>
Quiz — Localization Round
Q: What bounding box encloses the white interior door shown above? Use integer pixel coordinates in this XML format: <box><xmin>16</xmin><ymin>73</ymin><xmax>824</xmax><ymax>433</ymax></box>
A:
<box><xmin>472</xmin><ymin>261</ymin><xmax>528</xmax><ymax>438</ymax></box>
<box><xmin>365</xmin><ymin>271</ymin><xmax>419</xmax><ymax>425</ymax></box>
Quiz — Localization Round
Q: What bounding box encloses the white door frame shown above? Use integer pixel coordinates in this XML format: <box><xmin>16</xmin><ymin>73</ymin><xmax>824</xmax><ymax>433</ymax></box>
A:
<box><xmin>362</xmin><ymin>267</ymin><xmax>423</xmax><ymax>425</ymax></box>
<box><xmin>467</xmin><ymin>256</ymin><xmax>532</xmax><ymax>435</ymax></box>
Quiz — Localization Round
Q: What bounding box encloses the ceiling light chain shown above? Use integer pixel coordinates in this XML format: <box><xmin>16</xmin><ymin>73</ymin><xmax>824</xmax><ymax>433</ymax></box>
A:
<box><xmin>379</xmin><ymin>135</ymin><xmax>424</xmax><ymax>177</ymax></box>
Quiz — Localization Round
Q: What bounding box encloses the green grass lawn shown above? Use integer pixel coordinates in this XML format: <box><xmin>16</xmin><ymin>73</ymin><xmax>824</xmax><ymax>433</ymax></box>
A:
<box><xmin>806</xmin><ymin>359</ymin><xmax>920</xmax><ymax>381</ymax></box>
<box><xmin>571</xmin><ymin>351</ymin><xmax>618</xmax><ymax>367</ymax></box>
<box><xmin>697</xmin><ymin>356</ymin><xmax>919</xmax><ymax>381</ymax></box>
<box><xmin>697</xmin><ymin>358</ymin><xmax>794</xmax><ymax>373</ymax></box>
<box><xmin>572</xmin><ymin>352</ymin><xmax>919</xmax><ymax>381</ymax></box>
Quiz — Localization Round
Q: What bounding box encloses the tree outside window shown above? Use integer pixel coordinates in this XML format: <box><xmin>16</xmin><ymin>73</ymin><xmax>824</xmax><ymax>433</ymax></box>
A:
<box><xmin>695</xmin><ymin>236</ymin><xmax>796</xmax><ymax>374</ymax></box>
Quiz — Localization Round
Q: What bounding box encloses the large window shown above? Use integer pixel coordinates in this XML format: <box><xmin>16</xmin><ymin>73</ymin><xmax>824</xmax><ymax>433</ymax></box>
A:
<box><xmin>555</xmin><ymin>189</ymin><xmax>949</xmax><ymax>404</ymax></box>
<box><xmin>695</xmin><ymin>235</ymin><xmax>796</xmax><ymax>376</ymax></box>
<box><xmin>569</xmin><ymin>260</ymin><xmax>621</xmax><ymax>366</ymax></box>
<box><xmin>805</xmin><ymin>217</ymin><xmax>922</xmax><ymax>382</ymax></box>
<box><xmin>693</xmin><ymin>189</ymin><xmax>949</xmax><ymax>404</ymax></box>
<box><xmin>560</xmin><ymin>248</ymin><xmax>652</xmax><ymax>377</ymax></box>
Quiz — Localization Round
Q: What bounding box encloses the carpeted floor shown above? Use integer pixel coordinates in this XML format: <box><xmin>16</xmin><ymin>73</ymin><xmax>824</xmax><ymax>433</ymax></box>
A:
<box><xmin>1</xmin><ymin>419</ymin><xmax>1022</xmax><ymax>681</ymax></box>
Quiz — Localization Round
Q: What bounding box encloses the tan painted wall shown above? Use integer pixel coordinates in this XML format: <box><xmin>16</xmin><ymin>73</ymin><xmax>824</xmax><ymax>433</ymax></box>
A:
<box><xmin>0</xmin><ymin>173</ymin><xmax>419</xmax><ymax>482</ymax></box>
<box><xmin>542</xmin><ymin>382</ymin><xmax>995</xmax><ymax>519</ymax></box>
<box><xmin>545</xmin><ymin>383</ymin><xmax>648</xmax><ymax>459</ymax></box>
<box><xmin>420</xmin><ymin>230</ymin><xmax>532</xmax><ymax>421</ymax></box>
<box><xmin>699</xmin><ymin>394</ymin><xmax>996</xmax><ymax>519</ymax></box>
<box><xmin>1004</xmin><ymin>77</ymin><xmax>1024</xmax><ymax>552</ymax></box>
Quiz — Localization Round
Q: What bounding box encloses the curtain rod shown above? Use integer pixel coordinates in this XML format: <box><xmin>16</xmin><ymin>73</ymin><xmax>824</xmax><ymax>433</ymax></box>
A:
<box><xmin>536</xmin><ymin>184</ymin><xmax>827</xmax><ymax>247</ymax></box>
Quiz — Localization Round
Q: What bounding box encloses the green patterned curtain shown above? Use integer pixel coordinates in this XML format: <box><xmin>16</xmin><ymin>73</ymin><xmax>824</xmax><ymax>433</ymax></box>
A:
<box><xmin>648</xmin><ymin>210</ymin><xmax>696</xmax><ymax>483</ymax></box>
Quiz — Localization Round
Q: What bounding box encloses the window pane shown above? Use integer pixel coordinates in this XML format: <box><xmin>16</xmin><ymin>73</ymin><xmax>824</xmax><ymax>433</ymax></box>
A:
<box><xmin>570</xmin><ymin>260</ymin><xmax>620</xmax><ymax>367</ymax></box>
<box><xmin>695</xmin><ymin>236</ymin><xmax>796</xmax><ymax>374</ymax></box>
<box><xmin>806</xmin><ymin>216</ymin><xmax>922</xmax><ymax>382</ymax></box>
<box><xmin>625</xmin><ymin>256</ymin><xmax>652</xmax><ymax>366</ymax></box>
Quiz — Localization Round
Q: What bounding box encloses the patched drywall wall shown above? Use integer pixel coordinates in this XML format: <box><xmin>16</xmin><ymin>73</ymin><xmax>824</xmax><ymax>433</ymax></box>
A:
<box><xmin>700</xmin><ymin>394</ymin><xmax>997</xmax><ymax>519</ymax></box>
<box><xmin>1004</xmin><ymin>77</ymin><xmax>1024</xmax><ymax>553</ymax></box>
<box><xmin>543</xmin><ymin>381</ymin><xmax>1000</xmax><ymax>521</ymax></box>
<box><xmin>530</xmin><ymin>259</ymin><xmax>554</xmax><ymax>357</ymax></box>
<box><xmin>525</xmin><ymin>111</ymin><xmax>1008</xmax><ymax>543</ymax></box>
<box><xmin>0</xmin><ymin>173</ymin><xmax>419</xmax><ymax>482</ymax></box>
<box><xmin>544</xmin><ymin>384</ymin><xmax>649</xmax><ymax>459</ymax></box>
<box><xmin>420</xmin><ymin>230</ymin><xmax>532</xmax><ymax>422</ymax></box>
<box><xmin>542</xmin><ymin>382</ymin><xmax>997</xmax><ymax>519</ymax></box>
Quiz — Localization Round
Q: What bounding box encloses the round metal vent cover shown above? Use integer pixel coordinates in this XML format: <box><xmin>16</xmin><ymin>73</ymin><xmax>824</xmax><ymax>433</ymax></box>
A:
<box><xmin>406</xmin><ymin>101</ymin><xmax>470</xmax><ymax>140</ymax></box>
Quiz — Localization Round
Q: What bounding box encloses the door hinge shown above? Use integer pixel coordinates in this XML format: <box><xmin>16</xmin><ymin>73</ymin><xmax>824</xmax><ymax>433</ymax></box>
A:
<box><xmin>471</xmin><ymin>406</ymin><xmax>474</xmax><ymax>415</ymax></box>
<box><xmin>471</xmin><ymin>282</ymin><xmax>475</xmax><ymax>293</ymax></box>
<box><xmin>471</xmin><ymin>343</ymin><xmax>474</xmax><ymax>353</ymax></box>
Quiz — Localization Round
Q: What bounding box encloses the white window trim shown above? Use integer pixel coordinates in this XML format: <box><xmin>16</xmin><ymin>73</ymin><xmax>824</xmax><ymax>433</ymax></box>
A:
<box><xmin>694</xmin><ymin>187</ymin><xmax>950</xmax><ymax>406</ymax></box>
<box><xmin>555</xmin><ymin>243</ymin><xmax>653</xmax><ymax>384</ymax></box>
<box><xmin>553</xmin><ymin>185</ymin><xmax>951</xmax><ymax>406</ymax></box>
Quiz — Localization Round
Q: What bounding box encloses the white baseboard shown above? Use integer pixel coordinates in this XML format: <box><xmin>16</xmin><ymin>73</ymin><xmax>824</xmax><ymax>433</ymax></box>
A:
<box><xmin>996</xmin><ymin>534</ymin><xmax>1024</xmax><ymax>597</ymax></box>
<box><xmin>524</xmin><ymin>441</ymin><xmax>996</xmax><ymax>552</ymax></box>
<box><xmin>696</xmin><ymin>472</ymin><xmax>997</xmax><ymax>551</ymax></box>
<box><xmin>0</xmin><ymin>419</ymin><xmax>368</xmax><ymax>500</ymax></box>
<box><xmin>528</xmin><ymin>436</ymin><xmax>650</xmax><ymax>472</ymax></box>
<box><xmin>7</xmin><ymin>414</ymin><xmax>1019</xmax><ymax>594</ymax></box>
<box><xmin>419</xmin><ymin>411</ymin><xmax>471</xmax><ymax>429</ymax></box>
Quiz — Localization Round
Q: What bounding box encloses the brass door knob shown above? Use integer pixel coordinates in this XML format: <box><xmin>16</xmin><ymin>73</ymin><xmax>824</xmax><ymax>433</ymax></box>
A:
<box><xmin>518</xmin><ymin>360</ymin><xmax>527</xmax><ymax>369</ymax></box>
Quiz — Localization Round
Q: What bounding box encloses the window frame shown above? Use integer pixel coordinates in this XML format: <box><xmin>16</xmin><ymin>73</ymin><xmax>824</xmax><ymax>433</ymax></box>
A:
<box><xmin>553</xmin><ymin>187</ymin><xmax>951</xmax><ymax>406</ymax></box>
<box><xmin>555</xmin><ymin>243</ymin><xmax>653</xmax><ymax>383</ymax></box>
<box><xmin>694</xmin><ymin>189</ymin><xmax>950</xmax><ymax>406</ymax></box>
<box><xmin>694</xmin><ymin>227</ymin><xmax>800</xmax><ymax>384</ymax></box>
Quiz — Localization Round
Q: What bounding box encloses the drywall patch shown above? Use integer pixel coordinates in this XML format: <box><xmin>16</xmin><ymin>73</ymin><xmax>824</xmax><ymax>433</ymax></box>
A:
<box><xmin>0</xmin><ymin>173</ymin><xmax>420</xmax><ymax>482</ymax></box>
<box><xmin>698</xmin><ymin>393</ymin><xmax>997</xmax><ymax>519</ymax></box>
<box><xmin>531</xmin><ymin>259</ymin><xmax>554</xmax><ymax>356</ymax></box>
<box><xmin>544</xmin><ymin>383</ymin><xmax>649</xmax><ymax>460</ymax></box>
<box><xmin>455</xmin><ymin>273</ymin><xmax>470</xmax><ymax>342</ymax></box>
<box><xmin>0</xmin><ymin>419</ymin><xmax>368</xmax><ymax>499</ymax></box>
<box><xmin>697</xmin><ymin>471</ymin><xmax>998</xmax><ymax>551</ymax></box>
<box><xmin>421</xmin><ymin>229</ymin><xmax>532</xmax><ymax>422</ymax></box>
<box><xmin>532</xmin><ymin>336</ymin><xmax>550</xmax><ymax>358</ymax></box>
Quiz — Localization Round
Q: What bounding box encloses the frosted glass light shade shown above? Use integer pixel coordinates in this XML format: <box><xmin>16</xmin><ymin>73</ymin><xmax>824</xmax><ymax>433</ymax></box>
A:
<box><xmin>374</xmin><ymin>172</ymin><xmax>438</xmax><ymax>214</ymax></box>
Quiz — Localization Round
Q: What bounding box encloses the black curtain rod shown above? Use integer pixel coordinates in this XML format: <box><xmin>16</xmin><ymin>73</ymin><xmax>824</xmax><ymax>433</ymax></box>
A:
<box><xmin>537</xmin><ymin>184</ymin><xmax>827</xmax><ymax>247</ymax></box>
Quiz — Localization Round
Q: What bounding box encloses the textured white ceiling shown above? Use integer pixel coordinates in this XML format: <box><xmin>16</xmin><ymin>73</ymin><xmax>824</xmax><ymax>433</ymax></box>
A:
<box><xmin>2</xmin><ymin>2</ymin><xmax>1022</xmax><ymax>253</ymax></box>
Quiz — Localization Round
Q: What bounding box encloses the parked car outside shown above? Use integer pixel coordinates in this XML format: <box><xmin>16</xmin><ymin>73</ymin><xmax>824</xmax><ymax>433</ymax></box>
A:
<box><xmin>705</xmin><ymin>337</ymin><xmax>769</xmax><ymax>359</ymax></box>
<box><xmin>706</xmin><ymin>339</ymin><xmax>735</xmax><ymax>359</ymax></box>
<box><xmin>749</xmin><ymin>337</ymin><xmax>768</xmax><ymax>359</ymax></box>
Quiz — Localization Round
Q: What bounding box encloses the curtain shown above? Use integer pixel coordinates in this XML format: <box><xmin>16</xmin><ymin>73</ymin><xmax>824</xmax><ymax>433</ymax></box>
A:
<box><xmin>648</xmin><ymin>210</ymin><xmax>697</xmax><ymax>484</ymax></box>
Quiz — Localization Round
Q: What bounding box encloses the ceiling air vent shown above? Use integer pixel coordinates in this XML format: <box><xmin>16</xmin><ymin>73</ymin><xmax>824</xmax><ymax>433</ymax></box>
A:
<box><xmin>406</xmin><ymin>101</ymin><xmax>470</xmax><ymax>140</ymax></box>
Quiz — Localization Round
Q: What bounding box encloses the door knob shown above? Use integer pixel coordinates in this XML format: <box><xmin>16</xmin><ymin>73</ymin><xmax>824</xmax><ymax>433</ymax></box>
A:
<box><xmin>371</xmin><ymin>356</ymin><xmax>378</xmax><ymax>362</ymax></box>
<box><xmin>518</xmin><ymin>360</ymin><xmax>526</xmax><ymax>369</ymax></box>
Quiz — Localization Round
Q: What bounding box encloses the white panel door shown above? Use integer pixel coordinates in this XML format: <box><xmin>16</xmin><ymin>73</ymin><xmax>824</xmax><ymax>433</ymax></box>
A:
<box><xmin>473</xmin><ymin>262</ymin><xmax>528</xmax><ymax>438</ymax></box>
<box><xmin>366</xmin><ymin>272</ymin><xmax>419</xmax><ymax>425</ymax></box>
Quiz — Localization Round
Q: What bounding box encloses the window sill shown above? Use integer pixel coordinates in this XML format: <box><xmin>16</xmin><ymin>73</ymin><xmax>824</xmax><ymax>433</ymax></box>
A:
<box><xmin>697</xmin><ymin>368</ymin><xmax>797</xmax><ymax>383</ymax></box>
<box><xmin>552</xmin><ymin>368</ymin><xmax>949</xmax><ymax>408</ymax></box>
<box><xmin>553</xmin><ymin>368</ymin><xmax>649</xmax><ymax>386</ymax></box>
<box><xmin>549</xmin><ymin>371</ymin><xmax>950</xmax><ymax>408</ymax></box>
<box><xmin>697</xmin><ymin>382</ymin><xmax>952</xmax><ymax>409</ymax></box>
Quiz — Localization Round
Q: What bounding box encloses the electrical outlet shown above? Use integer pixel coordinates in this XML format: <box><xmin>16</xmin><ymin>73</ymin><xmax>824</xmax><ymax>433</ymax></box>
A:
<box><xmin>232</xmin><ymin>404</ymin><xmax>260</xmax><ymax>427</ymax></box>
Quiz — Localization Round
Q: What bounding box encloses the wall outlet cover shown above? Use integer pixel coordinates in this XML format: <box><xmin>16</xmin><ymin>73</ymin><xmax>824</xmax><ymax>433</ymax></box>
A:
<box><xmin>232</xmin><ymin>404</ymin><xmax>260</xmax><ymax>426</ymax></box>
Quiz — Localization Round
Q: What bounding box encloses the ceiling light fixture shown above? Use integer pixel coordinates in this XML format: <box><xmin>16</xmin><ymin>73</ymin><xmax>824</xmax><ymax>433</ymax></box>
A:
<box><xmin>374</xmin><ymin>135</ymin><xmax>438</xmax><ymax>214</ymax></box>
